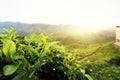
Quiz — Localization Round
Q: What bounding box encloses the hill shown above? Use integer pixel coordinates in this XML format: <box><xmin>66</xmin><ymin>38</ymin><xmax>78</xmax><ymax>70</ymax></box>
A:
<box><xmin>0</xmin><ymin>22</ymin><xmax>115</xmax><ymax>35</ymax></box>
<box><xmin>0</xmin><ymin>22</ymin><xmax>115</xmax><ymax>43</ymax></box>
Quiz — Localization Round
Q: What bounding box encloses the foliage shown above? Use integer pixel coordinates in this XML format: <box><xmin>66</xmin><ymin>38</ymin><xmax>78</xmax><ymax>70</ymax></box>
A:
<box><xmin>79</xmin><ymin>42</ymin><xmax>120</xmax><ymax>80</ymax></box>
<box><xmin>84</xmin><ymin>62</ymin><xmax>120</xmax><ymax>80</ymax></box>
<box><xmin>0</xmin><ymin>27</ymin><xmax>92</xmax><ymax>80</ymax></box>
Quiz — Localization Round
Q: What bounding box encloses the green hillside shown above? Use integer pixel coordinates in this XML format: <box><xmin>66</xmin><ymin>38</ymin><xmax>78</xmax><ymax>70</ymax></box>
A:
<box><xmin>0</xmin><ymin>27</ymin><xmax>119</xmax><ymax>80</ymax></box>
<box><xmin>50</xmin><ymin>30</ymin><xmax>120</xmax><ymax>80</ymax></box>
<box><xmin>80</xmin><ymin>42</ymin><xmax>120</xmax><ymax>80</ymax></box>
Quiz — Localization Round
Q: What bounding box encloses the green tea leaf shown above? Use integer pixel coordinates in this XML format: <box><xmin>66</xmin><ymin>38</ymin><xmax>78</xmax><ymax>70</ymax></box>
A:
<box><xmin>29</xmin><ymin>47</ymin><xmax>40</xmax><ymax>57</ymax></box>
<box><xmin>80</xmin><ymin>69</ymin><xmax>85</xmax><ymax>74</ymax></box>
<box><xmin>85</xmin><ymin>74</ymin><xmax>93</xmax><ymax>80</ymax></box>
<box><xmin>41</xmin><ymin>34</ymin><xmax>47</xmax><ymax>45</ymax></box>
<box><xmin>3</xmin><ymin>28</ymin><xmax>9</xmax><ymax>33</ymax></box>
<box><xmin>3</xmin><ymin>64</ymin><xmax>20</xmax><ymax>76</ymax></box>
<box><xmin>3</xmin><ymin>40</ymin><xmax>16</xmax><ymax>57</ymax></box>
<box><xmin>0</xmin><ymin>34</ymin><xmax>6</xmax><ymax>37</ymax></box>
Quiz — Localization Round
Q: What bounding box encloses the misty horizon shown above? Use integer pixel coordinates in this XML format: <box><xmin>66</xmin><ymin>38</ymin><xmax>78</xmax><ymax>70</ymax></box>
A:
<box><xmin>0</xmin><ymin>0</ymin><xmax>120</xmax><ymax>32</ymax></box>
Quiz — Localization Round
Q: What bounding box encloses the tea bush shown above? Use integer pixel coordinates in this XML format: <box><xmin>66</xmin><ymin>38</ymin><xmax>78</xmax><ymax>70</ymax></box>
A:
<box><xmin>0</xmin><ymin>27</ymin><xmax>92</xmax><ymax>80</ymax></box>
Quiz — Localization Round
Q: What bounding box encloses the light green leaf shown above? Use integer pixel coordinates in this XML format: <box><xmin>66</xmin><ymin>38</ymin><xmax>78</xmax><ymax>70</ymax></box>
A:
<box><xmin>80</xmin><ymin>69</ymin><xmax>85</xmax><ymax>74</ymax></box>
<box><xmin>3</xmin><ymin>64</ymin><xmax>20</xmax><ymax>76</ymax></box>
<box><xmin>0</xmin><ymin>34</ymin><xmax>6</xmax><ymax>37</ymax></box>
<box><xmin>3</xmin><ymin>28</ymin><xmax>9</xmax><ymax>33</ymax></box>
<box><xmin>41</xmin><ymin>34</ymin><xmax>47</xmax><ymax>44</ymax></box>
<box><xmin>3</xmin><ymin>40</ymin><xmax>16</xmax><ymax>57</ymax></box>
<box><xmin>85</xmin><ymin>74</ymin><xmax>93</xmax><ymax>80</ymax></box>
<box><xmin>29</xmin><ymin>47</ymin><xmax>40</xmax><ymax>57</ymax></box>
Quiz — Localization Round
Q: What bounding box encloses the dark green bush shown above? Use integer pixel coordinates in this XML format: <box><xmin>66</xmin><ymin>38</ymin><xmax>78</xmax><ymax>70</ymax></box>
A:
<box><xmin>108</xmin><ymin>56</ymin><xmax>120</xmax><ymax>66</ymax></box>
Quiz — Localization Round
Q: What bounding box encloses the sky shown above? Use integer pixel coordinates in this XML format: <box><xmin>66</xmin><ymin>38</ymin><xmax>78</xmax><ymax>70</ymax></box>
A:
<box><xmin>0</xmin><ymin>0</ymin><xmax>120</xmax><ymax>32</ymax></box>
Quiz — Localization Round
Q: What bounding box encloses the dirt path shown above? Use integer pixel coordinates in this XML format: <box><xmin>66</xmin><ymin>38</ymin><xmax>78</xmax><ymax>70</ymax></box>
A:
<box><xmin>79</xmin><ymin>52</ymin><xmax>96</xmax><ymax>61</ymax></box>
<box><xmin>79</xmin><ymin>47</ymin><xmax>101</xmax><ymax>61</ymax></box>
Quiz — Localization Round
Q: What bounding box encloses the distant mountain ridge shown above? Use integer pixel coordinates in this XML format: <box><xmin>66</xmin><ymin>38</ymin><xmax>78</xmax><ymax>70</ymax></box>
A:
<box><xmin>0</xmin><ymin>22</ymin><xmax>58</xmax><ymax>35</ymax></box>
<box><xmin>0</xmin><ymin>22</ymin><xmax>87</xmax><ymax>35</ymax></box>
<box><xmin>0</xmin><ymin>22</ymin><xmax>28</xmax><ymax>33</ymax></box>
<box><xmin>0</xmin><ymin>22</ymin><xmax>115</xmax><ymax>37</ymax></box>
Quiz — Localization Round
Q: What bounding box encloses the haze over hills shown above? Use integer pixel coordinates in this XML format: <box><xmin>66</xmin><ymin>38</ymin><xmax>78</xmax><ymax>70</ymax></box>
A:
<box><xmin>0</xmin><ymin>22</ymin><xmax>115</xmax><ymax>37</ymax></box>
<box><xmin>0</xmin><ymin>22</ymin><xmax>89</xmax><ymax>35</ymax></box>
<box><xmin>0</xmin><ymin>22</ymin><xmax>54</xmax><ymax>35</ymax></box>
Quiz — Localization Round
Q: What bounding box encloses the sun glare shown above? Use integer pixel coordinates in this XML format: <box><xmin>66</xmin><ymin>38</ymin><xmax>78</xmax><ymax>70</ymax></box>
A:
<box><xmin>0</xmin><ymin>0</ymin><xmax>118</xmax><ymax>34</ymax></box>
